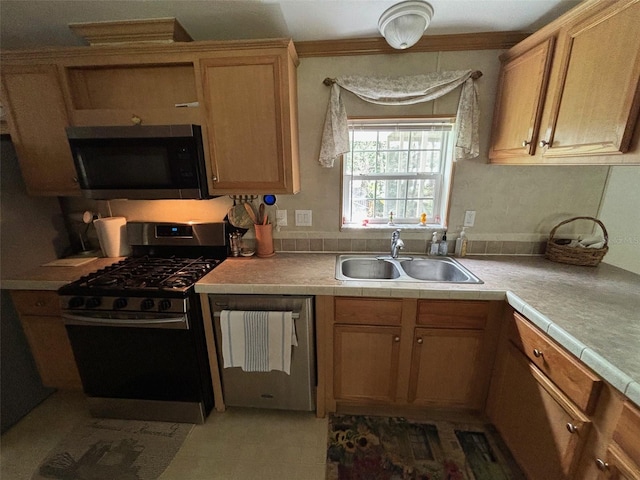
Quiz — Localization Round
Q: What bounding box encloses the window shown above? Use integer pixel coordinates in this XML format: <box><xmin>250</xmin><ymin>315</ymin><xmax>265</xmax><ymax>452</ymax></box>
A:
<box><xmin>341</xmin><ymin>117</ymin><xmax>455</xmax><ymax>228</ymax></box>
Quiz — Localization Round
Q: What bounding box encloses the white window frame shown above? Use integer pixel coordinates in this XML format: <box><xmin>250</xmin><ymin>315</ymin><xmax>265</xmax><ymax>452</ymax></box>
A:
<box><xmin>341</xmin><ymin>116</ymin><xmax>455</xmax><ymax>229</ymax></box>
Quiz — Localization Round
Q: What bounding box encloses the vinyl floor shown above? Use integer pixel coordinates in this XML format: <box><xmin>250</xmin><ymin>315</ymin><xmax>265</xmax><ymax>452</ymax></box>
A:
<box><xmin>0</xmin><ymin>391</ymin><xmax>328</xmax><ymax>480</ymax></box>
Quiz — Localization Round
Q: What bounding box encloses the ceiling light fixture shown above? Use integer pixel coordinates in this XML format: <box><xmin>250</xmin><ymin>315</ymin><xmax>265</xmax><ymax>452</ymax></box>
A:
<box><xmin>378</xmin><ymin>0</ymin><xmax>434</xmax><ymax>50</ymax></box>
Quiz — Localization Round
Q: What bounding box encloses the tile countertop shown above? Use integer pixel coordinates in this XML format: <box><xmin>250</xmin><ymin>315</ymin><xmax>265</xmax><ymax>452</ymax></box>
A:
<box><xmin>0</xmin><ymin>257</ymin><xmax>125</xmax><ymax>291</ymax></box>
<box><xmin>194</xmin><ymin>253</ymin><xmax>640</xmax><ymax>406</ymax></box>
<box><xmin>2</xmin><ymin>253</ymin><xmax>639</xmax><ymax>406</ymax></box>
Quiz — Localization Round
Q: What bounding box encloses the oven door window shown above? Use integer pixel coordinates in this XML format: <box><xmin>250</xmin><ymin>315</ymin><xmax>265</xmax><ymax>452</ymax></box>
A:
<box><xmin>66</xmin><ymin>325</ymin><xmax>204</xmax><ymax>402</ymax></box>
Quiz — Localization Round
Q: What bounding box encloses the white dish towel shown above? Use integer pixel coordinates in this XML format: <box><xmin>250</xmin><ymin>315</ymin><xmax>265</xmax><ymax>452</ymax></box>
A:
<box><xmin>220</xmin><ymin>310</ymin><xmax>298</xmax><ymax>375</ymax></box>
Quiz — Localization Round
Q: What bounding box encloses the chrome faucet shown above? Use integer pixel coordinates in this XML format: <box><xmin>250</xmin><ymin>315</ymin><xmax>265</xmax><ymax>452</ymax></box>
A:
<box><xmin>390</xmin><ymin>229</ymin><xmax>405</xmax><ymax>258</ymax></box>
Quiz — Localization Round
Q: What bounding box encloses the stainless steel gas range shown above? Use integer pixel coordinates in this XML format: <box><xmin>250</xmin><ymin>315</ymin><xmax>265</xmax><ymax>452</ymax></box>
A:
<box><xmin>58</xmin><ymin>222</ymin><xmax>228</xmax><ymax>424</ymax></box>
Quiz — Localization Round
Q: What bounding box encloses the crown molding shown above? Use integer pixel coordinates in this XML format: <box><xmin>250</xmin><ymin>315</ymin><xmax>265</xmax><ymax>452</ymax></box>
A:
<box><xmin>295</xmin><ymin>31</ymin><xmax>530</xmax><ymax>57</ymax></box>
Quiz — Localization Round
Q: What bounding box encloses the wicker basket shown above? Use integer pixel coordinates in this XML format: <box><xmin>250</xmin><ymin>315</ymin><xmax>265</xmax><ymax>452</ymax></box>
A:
<box><xmin>545</xmin><ymin>216</ymin><xmax>609</xmax><ymax>267</ymax></box>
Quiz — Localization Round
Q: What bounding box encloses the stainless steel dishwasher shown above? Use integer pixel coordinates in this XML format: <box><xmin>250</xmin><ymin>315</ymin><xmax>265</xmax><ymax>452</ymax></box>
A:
<box><xmin>209</xmin><ymin>294</ymin><xmax>316</xmax><ymax>411</ymax></box>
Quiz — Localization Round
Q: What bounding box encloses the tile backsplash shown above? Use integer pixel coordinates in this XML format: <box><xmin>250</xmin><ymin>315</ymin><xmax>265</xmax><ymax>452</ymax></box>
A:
<box><xmin>270</xmin><ymin>237</ymin><xmax>547</xmax><ymax>256</ymax></box>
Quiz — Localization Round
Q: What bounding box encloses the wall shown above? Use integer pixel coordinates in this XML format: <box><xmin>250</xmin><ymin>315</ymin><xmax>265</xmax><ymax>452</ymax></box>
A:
<box><xmin>599</xmin><ymin>166</ymin><xmax>640</xmax><ymax>275</ymax></box>
<box><xmin>67</xmin><ymin>48</ymin><xmax>610</xmax><ymax>256</ymax></box>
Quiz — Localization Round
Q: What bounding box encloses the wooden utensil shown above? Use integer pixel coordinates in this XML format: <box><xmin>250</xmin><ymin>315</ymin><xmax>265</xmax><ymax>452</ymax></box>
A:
<box><xmin>244</xmin><ymin>202</ymin><xmax>257</xmax><ymax>224</ymax></box>
<box><xmin>258</xmin><ymin>203</ymin><xmax>266</xmax><ymax>224</ymax></box>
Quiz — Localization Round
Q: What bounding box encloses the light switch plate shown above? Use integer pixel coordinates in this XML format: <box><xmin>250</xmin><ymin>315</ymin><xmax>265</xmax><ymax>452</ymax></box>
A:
<box><xmin>276</xmin><ymin>209</ymin><xmax>288</xmax><ymax>227</ymax></box>
<box><xmin>464</xmin><ymin>210</ymin><xmax>476</xmax><ymax>227</ymax></box>
<box><xmin>295</xmin><ymin>210</ymin><xmax>312</xmax><ymax>227</ymax></box>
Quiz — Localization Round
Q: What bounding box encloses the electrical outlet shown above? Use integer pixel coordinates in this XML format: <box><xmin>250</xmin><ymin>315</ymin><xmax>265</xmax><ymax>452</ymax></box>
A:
<box><xmin>464</xmin><ymin>210</ymin><xmax>476</xmax><ymax>227</ymax></box>
<box><xmin>295</xmin><ymin>210</ymin><xmax>312</xmax><ymax>227</ymax></box>
<box><xmin>276</xmin><ymin>209</ymin><xmax>288</xmax><ymax>227</ymax></box>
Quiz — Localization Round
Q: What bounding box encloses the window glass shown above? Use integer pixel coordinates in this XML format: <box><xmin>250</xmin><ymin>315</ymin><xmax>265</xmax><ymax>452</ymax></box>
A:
<box><xmin>342</xmin><ymin>118</ymin><xmax>454</xmax><ymax>227</ymax></box>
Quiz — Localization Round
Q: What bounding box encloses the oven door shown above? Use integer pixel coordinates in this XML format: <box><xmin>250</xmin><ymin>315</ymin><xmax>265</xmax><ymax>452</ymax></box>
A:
<box><xmin>63</xmin><ymin>310</ymin><xmax>213</xmax><ymax>423</ymax></box>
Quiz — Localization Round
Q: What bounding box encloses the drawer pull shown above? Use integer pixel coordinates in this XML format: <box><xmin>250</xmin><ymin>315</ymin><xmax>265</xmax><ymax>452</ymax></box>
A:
<box><xmin>34</xmin><ymin>300</ymin><xmax>45</xmax><ymax>307</ymax></box>
<box><xmin>394</xmin><ymin>336</ymin><xmax>400</xmax><ymax>342</ymax></box>
<box><xmin>595</xmin><ymin>459</ymin><xmax>609</xmax><ymax>471</ymax></box>
<box><xmin>533</xmin><ymin>348</ymin><xmax>544</xmax><ymax>358</ymax></box>
<box><xmin>417</xmin><ymin>337</ymin><xmax>423</xmax><ymax>344</ymax></box>
<box><xmin>566</xmin><ymin>422</ymin><xmax>579</xmax><ymax>434</ymax></box>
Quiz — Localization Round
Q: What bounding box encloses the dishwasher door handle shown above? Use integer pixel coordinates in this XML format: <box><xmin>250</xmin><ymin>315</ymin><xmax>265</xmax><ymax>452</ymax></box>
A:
<box><xmin>212</xmin><ymin>311</ymin><xmax>300</xmax><ymax>319</ymax></box>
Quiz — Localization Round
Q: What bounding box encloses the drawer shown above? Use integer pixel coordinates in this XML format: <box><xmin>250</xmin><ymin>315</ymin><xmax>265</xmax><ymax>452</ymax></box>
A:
<box><xmin>417</xmin><ymin>300</ymin><xmax>488</xmax><ymax>329</ymax></box>
<box><xmin>612</xmin><ymin>401</ymin><xmax>640</xmax><ymax>467</ymax></box>
<box><xmin>509</xmin><ymin>312</ymin><xmax>602</xmax><ymax>415</ymax></box>
<box><xmin>334</xmin><ymin>297</ymin><xmax>403</xmax><ymax>325</ymax></box>
<box><xmin>10</xmin><ymin>290</ymin><xmax>61</xmax><ymax>316</ymax></box>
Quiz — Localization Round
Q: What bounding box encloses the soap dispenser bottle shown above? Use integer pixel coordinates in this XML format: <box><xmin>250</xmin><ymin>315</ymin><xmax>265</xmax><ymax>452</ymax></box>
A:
<box><xmin>429</xmin><ymin>231</ymin><xmax>440</xmax><ymax>255</ymax></box>
<box><xmin>455</xmin><ymin>228</ymin><xmax>468</xmax><ymax>257</ymax></box>
<box><xmin>438</xmin><ymin>230</ymin><xmax>449</xmax><ymax>255</ymax></box>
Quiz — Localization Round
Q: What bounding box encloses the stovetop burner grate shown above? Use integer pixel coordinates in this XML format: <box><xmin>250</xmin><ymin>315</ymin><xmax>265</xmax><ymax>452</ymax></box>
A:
<box><xmin>60</xmin><ymin>255</ymin><xmax>223</xmax><ymax>297</ymax></box>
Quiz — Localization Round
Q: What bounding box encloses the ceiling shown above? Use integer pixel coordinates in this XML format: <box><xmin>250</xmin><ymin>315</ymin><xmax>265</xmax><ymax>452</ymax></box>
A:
<box><xmin>0</xmin><ymin>0</ymin><xmax>581</xmax><ymax>50</ymax></box>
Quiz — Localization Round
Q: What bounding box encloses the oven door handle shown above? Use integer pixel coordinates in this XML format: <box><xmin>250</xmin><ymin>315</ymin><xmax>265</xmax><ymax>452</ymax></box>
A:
<box><xmin>62</xmin><ymin>313</ymin><xmax>189</xmax><ymax>330</ymax></box>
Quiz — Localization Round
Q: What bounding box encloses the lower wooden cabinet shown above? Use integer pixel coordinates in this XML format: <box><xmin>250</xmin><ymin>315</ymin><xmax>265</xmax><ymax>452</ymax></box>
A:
<box><xmin>408</xmin><ymin>327</ymin><xmax>484</xmax><ymax>407</ymax></box>
<box><xmin>488</xmin><ymin>343</ymin><xmax>591</xmax><ymax>479</ymax></box>
<box><xmin>328</xmin><ymin>297</ymin><xmax>499</xmax><ymax>411</ymax></box>
<box><xmin>596</xmin><ymin>402</ymin><xmax>640</xmax><ymax>479</ymax></box>
<box><xmin>10</xmin><ymin>290</ymin><xmax>82</xmax><ymax>390</ymax></box>
<box><xmin>333</xmin><ymin>324</ymin><xmax>401</xmax><ymax>403</ymax></box>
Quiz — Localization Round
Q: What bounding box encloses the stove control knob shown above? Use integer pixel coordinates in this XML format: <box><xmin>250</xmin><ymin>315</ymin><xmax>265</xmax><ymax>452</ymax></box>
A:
<box><xmin>68</xmin><ymin>296</ymin><xmax>85</xmax><ymax>309</ymax></box>
<box><xmin>85</xmin><ymin>297</ymin><xmax>101</xmax><ymax>309</ymax></box>
<box><xmin>113</xmin><ymin>298</ymin><xmax>128</xmax><ymax>310</ymax></box>
<box><xmin>158</xmin><ymin>299</ymin><xmax>172</xmax><ymax>312</ymax></box>
<box><xmin>141</xmin><ymin>299</ymin><xmax>155</xmax><ymax>311</ymax></box>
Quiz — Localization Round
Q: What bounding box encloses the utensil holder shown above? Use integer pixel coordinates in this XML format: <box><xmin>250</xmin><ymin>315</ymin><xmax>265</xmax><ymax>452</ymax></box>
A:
<box><xmin>254</xmin><ymin>224</ymin><xmax>275</xmax><ymax>257</ymax></box>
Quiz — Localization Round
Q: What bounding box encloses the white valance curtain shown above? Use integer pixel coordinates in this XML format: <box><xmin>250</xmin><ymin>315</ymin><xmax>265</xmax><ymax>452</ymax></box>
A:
<box><xmin>318</xmin><ymin>69</ymin><xmax>480</xmax><ymax>168</ymax></box>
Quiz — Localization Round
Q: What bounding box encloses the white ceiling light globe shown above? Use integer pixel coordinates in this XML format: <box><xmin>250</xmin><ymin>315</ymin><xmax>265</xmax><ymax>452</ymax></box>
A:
<box><xmin>378</xmin><ymin>1</ymin><xmax>434</xmax><ymax>50</ymax></box>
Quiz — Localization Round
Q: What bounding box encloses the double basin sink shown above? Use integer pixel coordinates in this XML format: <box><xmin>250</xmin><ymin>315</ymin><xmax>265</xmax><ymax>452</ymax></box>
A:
<box><xmin>336</xmin><ymin>255</ymin><xmax>483</xmax><ymax>284</ymax></box>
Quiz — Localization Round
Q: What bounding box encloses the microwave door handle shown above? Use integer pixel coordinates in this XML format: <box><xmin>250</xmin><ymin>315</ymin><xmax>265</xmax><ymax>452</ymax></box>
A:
<box><xmin>62</xmin><ymin>313</ymin><xmax>189</xmax><ymax>329</ymax></box>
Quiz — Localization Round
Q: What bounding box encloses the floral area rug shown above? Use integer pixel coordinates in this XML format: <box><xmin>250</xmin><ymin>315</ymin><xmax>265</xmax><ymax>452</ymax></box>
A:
<box><xmin>326</xmin><ymin>415</ymin><xmax>525</xmax><ymax>480</ymax></box>
<box><xmin>31</xmin><ymin>418</ymin><xmax>193</xmax><ymax>480</ymax></box>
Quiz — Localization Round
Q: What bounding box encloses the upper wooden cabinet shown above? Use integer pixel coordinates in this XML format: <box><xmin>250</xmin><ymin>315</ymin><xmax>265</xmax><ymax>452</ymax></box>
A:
<box><xmin>0</xmin><ymin>38</ymin><xmax>300</xmax><ymax>196</ymax></box>
<box><xmin>1</xmin><ymin>65</ymin><xmax>80</xmax><ymax>196</ymax></box>
<box><xmin>490</xmin><ymin>0</ymin><xmax>640</xmax><ymax>165</ymax></box>
<box><xmin>200</xmin><ymin>48</ymin><xmax>300</xmax><ymax>195</ymax></box>
<box><xmin>488</xmin><ymin>38</ymin><xmax>554</xmax><ymax>160</ymax></box>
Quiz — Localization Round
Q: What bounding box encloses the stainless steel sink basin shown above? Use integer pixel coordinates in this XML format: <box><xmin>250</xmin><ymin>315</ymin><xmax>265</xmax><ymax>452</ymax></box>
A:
<box><xmin>340</xmin><ymin>257</ymin><xmax>401</xmax><ymax>279</ymax></box>
<box><xmin>336</xmin><ymin>255</ymin><xmax>482</xmax><ymax>283</ymax></box>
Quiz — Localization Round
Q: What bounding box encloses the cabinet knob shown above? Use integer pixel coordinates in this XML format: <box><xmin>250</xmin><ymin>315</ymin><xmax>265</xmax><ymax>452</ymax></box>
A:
<box><xmin>533</xmin><ymin>348</ymin><xmax>544</xmax><ymax>358</ymax></box>
<box><xmin>539</xmin><ymin>140</ymin><xmax>550</xmax><ymax>148</ymax></box>
<box><xmin>72</xmin><ymin>177</ymin><xmax>78</xmax><ymax>184</ymax></box>
<box><xmin>417</xmin><ymin>338</ymin><xmax>423</xmax><ymax>344</ymax></box>
<box><xmin>522</xmin><ymin>140</ymin><xmax>531</xmax><ymax>147</ymax></box>
<box><xmin>566</xmin><ymin>422</ymin><xmax>579</xmax><ymax>434</ymax></box>
<box><xmin>34</xmin><ymin>300</ymin><xmax>45</xmax><ymax>307</ymax></box>
<box><xmin>595</xmin><ymin>459</ymin><xmax>609</xmax><ymax>471</ymax></box>
<box><xmin>211</xmin><ymin>175</ymin><xmax>217</xmax><ymax>182</ymax></box>
<box><xmin>394</xmin><ymin>336</ymin><xmax>400</xmax><ymax>342</ymax></box>
<box><xmin>131</xmin><ymin>115</ymin><xmax>142</xmax><ymax>125</ymax></box>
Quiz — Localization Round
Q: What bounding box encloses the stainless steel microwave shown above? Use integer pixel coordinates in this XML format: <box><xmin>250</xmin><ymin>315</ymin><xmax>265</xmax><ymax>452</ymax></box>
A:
<box><xmin>66</xmin><ymin>124</ymin><xmax>210</xmax><ymax>200</ymax></box>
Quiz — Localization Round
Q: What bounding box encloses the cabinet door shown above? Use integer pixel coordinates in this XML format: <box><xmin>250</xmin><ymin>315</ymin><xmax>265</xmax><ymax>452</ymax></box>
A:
<box><xmin>489</xmin><ymin>344</ymin><xmax>591</xmax><ymax>479</ymax></box>
<box><xmin>201</xmin><ymin>54</ymin><xmax>298</xmax><ymax>194</ymax></box>
<box><xmin>408</xmin><ymin>327</ymin><xmax>483</xmax><ymax>408</ymax></box>
<box><xmin>541</xmin><ymin>0</ymin><xmax>640</xmax><ymax>157</ymax></box>
<box><xmin>19</xmin><ymin>315</ymin><xmax>82</xmax><ymax>390</ymax></box>
<box><xmin>598</xmin><ymin>444</ymin><xmax>640</xmax><ymax>480</ymax></box>
<box><xmin>489</xmin><ymin>38</ymin><xmax>554</xmax><ymax>161</ymax></box>
<box><xmin>1</xmin><ymin>65</ymin><xmax>79</xmax><ymax>196</ymax></box>
<box><xmin>333</xmin><ymin>324</ymin><xmax>401</xmax><ymax>404</ymax></box>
